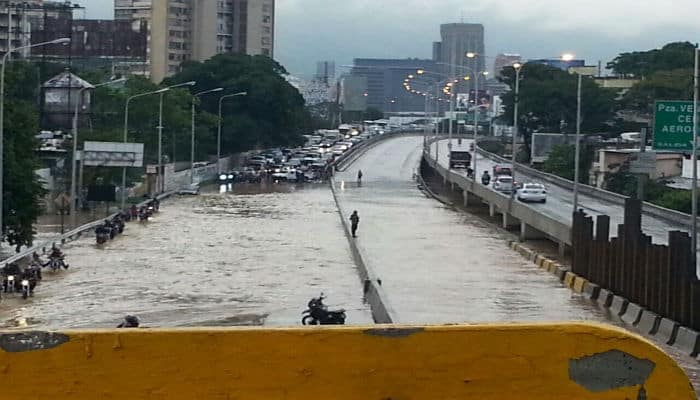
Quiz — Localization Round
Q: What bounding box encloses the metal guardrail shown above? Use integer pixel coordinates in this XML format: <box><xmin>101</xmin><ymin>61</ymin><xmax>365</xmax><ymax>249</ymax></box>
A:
<box><xmin>475</xmin><ymin>143</ymin><xmax>695</xmax><ymax>229</ymax></box>
<box><xmin>1</xmin><ymin>191</ymin><xmax>176</xmax><ymax>266</ymax></box>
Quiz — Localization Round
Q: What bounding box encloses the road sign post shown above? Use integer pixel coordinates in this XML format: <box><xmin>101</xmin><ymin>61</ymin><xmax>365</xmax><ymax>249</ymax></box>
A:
<box><xmin>653</xmin><ymin>100</ymin><xmax>697</xmax><ymax>151</ymax></box>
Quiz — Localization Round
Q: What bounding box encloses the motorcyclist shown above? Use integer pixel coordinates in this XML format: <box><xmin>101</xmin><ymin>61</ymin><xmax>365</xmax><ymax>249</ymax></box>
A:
<box><xmin>49</xmin><ymin>244</ymin><xmax>63</xmax><ymax>259</ymax></box>
<box><xmin>117</xmin><ymin>315</ymin><xmax>140</xmax><ymax>328</ymax></box>
<box><xmin>481</xmin><ymin>171</ymin><xmax>491</xmax><ymax>185</ymax></box>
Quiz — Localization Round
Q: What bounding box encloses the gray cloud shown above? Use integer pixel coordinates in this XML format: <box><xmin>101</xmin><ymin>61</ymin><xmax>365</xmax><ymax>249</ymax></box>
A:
<box><xmin>83</xmin><ymin>0</ymin><xmax>700</xmax><ymax>77</ymax></box>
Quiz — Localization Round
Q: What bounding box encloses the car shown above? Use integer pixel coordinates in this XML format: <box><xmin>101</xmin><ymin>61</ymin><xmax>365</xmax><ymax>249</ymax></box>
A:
<box><xmin>178</xmin><ymin>183</ymin><xmax>200</xmax><ymax>195</ymax></box>
<box><xmin>517</xmin><ymin>183</ymin><xmax>547</xmax><ymax>203</ymax></box>
<box><xmin>492</xmin><ymin>175</ymin><xmax>514</xmax><ymax>194</ymax></box>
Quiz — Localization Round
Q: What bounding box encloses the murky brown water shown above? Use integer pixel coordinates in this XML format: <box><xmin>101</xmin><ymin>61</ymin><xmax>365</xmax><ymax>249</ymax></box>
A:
<box><xmin>0</xmin><ymin>183</ymin><xmax>372</xmax><ymax>329</ymax></box>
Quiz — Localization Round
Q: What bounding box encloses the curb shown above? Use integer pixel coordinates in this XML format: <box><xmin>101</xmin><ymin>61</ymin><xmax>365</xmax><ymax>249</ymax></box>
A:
<box><xmin>508</xmin><ymin>240</ymin><xmax>700</xmax><ymax>359</ymax></box>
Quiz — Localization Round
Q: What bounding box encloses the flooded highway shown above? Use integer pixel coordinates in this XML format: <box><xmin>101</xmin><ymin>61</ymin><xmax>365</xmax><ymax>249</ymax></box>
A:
<box><xmin>334</xmin><ymin>135</ymin><xmax>700</xmax><ymax>391</ymax></box>
<box><xmin>0</xmin><ymin>183</ymin><xmax>372</xmax><ymax>329</ymax></box>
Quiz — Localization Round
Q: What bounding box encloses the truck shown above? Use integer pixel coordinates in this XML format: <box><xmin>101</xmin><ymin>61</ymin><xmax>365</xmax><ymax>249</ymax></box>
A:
<box><xmin>449</xmin><ymin>151</ymin><xmax>473</xmax><ymax>169</ymax></box>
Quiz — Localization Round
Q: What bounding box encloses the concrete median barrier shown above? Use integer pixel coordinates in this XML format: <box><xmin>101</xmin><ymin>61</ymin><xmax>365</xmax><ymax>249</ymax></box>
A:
<box><xmin>597</xmin><ymin>288</ymin><xmax>614</xmax><ymax>308</ymax></box>
<box><xmin>0</xmin><ymin>324</ymin><xmax>694</xmax><ymax>399</ymax></box>
<box><xmin>674</xmin><ymin>327</ymin><xmax>700</xmax><ymax>357</ymax></box>
<box><xmin>657</xmin><ymin>318</ymin><xmax>680</xmax><ymax>345</ymax></box>
<box><xmin>610</xmin><ymin>295</ymin><xmax>630</xmax><ymax>316</ymax></box>
<box><xmin>582</xmin><ymin>282</ymin><xmax>601</xmax><ymax>300</ymax></box>
<box><xmin>564</xmin><ymin>271</ymin><xmax>576</xmax><ymax>288</ymax></box>
<box><xmin>621</xmin><ymin>302</ymin><xmax>644</xmax><ymax>326</ymax></box>
<box><xmin>637</xmin><ymin>310</ymin><xmax>662</xmax><ymax>335</ymax></box>
<box><xmin>572</xmin><ymin>276</ymin><xmax>588</xmax><ymax>293</ymax></box>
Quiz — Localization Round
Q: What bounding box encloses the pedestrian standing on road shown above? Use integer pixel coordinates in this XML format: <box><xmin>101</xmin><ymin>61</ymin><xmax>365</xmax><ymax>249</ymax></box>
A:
<box><xmin>357</xmin><ymin>169</ymin><xmax>363</xmax><ymax>185</ymax></box>
<box><xmin>350</xmin><ymin>211</ymin><xmax>360</xmax><ymax>238</ymax></box>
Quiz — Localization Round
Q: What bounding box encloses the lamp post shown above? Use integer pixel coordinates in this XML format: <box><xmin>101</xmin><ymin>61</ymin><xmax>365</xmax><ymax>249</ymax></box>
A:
<box><xmin>692</xmin><ymin>46</ymin><xmax>699</xmax><ymax>264</ymax></box>
<box><xmin>0</xmin><ymin>37</ymin><xmax>70</xmax><ymax>241</ymax></box>
<box><xmin>122</xmin><ymin>87</ymin><xmax>170</xmax><ymax>209</ymax></box>
<box><xmin>156</xmin><ymin>81</ymin><xmax>196</xmax><ymax>193</ymax></box>
<box><xmin>512</xmin><ymin>63</ymin><xmax>522</xmax><ymax>186</ymax></box>
<box><xmin>217</xmin><ymin>91</ymin><xmax>247</xmax><ymax>174</ymax></box>
<box><xmin>70</xmin><ymin>77</ymin><xmax>126</xmax><ymax>226</ymax></box>
<box><xmin>572</xmin><ymin>72</ymin><xmax>583</xmax><ymax>215</ymax></box>
<box><xmin>191</xmin><ymin>87</ymin><xmax>223</xmax><ymax>184</ymax></box>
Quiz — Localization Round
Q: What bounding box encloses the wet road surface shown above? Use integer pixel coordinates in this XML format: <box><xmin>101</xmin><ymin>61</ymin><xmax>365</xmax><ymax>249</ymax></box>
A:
<box><xmin>0</xmin><ymin>183</ymin><xmax>372</xmax><ymax>329</ymax></box>
<box><xmin>431</xmin><ymin>139</ymin><xmax>700</xmax><ymax>264</ymax></box>
<box><xmin>336</xmin><ymin>135</ymin><xmax>700</xmax><ymax>391</ymax></box>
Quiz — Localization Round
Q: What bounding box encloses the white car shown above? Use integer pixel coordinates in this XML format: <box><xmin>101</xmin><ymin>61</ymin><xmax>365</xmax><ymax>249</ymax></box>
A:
<box><xmin>517</xmin><ymin>183</ymin><xmax>547</xmax><ymax>203</ymax></box>
<box><xmin>492</xmin><ymin>175</ymin><xmax>514</xmax><ymax>194</ymax></box>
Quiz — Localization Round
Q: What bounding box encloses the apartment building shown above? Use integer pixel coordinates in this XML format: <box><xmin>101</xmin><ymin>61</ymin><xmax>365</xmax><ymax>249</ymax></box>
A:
<box><xmin>116</xmin><ymin>0</ymin><xmax>275</xmax><ymax>83</ymax></box>
<box><xmin>0</xmin><ymin>0</ymin><xmax>76</xmax><ymax>58</ymax></box>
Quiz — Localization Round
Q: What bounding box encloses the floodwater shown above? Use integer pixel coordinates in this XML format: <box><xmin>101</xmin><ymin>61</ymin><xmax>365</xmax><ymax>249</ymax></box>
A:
<box><xmin>0</xmin><ymin>183</ymin><xmax>372</xmax><ymax>329</ymax></box>
<box><xmin>334</xmin><ymin>135</ymin><xmax>700</xmax><ymax>393</ymax></box>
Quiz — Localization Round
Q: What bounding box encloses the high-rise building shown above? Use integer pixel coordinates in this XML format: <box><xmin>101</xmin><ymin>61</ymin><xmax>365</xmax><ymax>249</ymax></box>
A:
<box><xmin>115</xmin><ymin>0</ymin><xmax>275</xmax><ymax>83</ymax></box>
<box><xmin>433</xmin><ymin>23</ymin><xmax>485</xmax><ymax>93</ymax></box>
<box><xmin>315</xmin><ymin>61</ymin><xmax>335</xmax><ymax>84</ymax></box>
<box><xmin>0</xmin><ymin>1</ymin><xmax>76</xmax><ymax>58</ymax></box>
<box><xmin>350</xmin><ymin>58</ymin><xmax>437</xmax><ymax>113</ymax></box>
<box><xmin>493</xmin><ymin>53</ymin><xmax>521</xmax><ymax>77</ymax></box>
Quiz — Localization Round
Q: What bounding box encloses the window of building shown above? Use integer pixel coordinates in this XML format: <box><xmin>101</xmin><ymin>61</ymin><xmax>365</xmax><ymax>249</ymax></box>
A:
<box><xmin>262</xmin><ymin>48</ymin><xmax>270</xmax><ymax>56</ymax></box>
<box><xmin>262</xmin><ymin>15</ymin><xmax>271</xmax><ymax>23</ymax></box>
<box><xmin>261</xmin><ymin>37</ymin><xmax>271</xmax><ymax>45</ymax></box>
<box><xmin>263</xmin><ymin>26</ymin><xmax>271</xmax><ymax>34</ymax></box>
<box><xmin>262</xmin><ymin>4</ymin><xmax>272</xmax><ymax>12</ymax></box>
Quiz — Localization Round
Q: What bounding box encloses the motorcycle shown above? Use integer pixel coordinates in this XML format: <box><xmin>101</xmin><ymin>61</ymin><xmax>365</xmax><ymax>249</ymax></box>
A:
<box><xmin>46</xmin><ymin>256</ymin><xmax>67</xmax><ymax>271</ymax></box>
<box><xmin>301</xmin><ymin>294</ymin><xmax>346</xmax><ymax>325</ymax></box>
<box><xmin>3</xmin><ymin>275</ymin><xmax>15</xmax><ymax>293</ymax></box>
<box><xmin>20</xmin><ymin>279</ymin><xmax>30</xmax><ymax>299</ymax></box>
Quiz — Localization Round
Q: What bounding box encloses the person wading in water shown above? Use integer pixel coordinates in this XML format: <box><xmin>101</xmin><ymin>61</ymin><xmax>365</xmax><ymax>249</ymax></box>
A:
<box><xmin>350</xmin><ymin>211</ymin><xmax>360</xmax><ymax>238</ymax></box>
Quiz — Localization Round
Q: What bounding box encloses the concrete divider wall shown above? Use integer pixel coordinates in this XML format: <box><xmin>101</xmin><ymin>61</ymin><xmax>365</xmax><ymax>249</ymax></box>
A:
<box><xmin>0</xmin><ymin>324</ymin><xmax>694</xmax><ymax>399</ymax></box>
<box><xmin>476</xmin><ymin>145</ymin><xmax>695</xmax><ymax>229</ymax></box>
<box><xmin>329</xmin><ymin>175</ymin><xmax>396</xmax><ymax>324</ymax></box>
<box><xmin>423</xmin><ymin>148</ymin><xmax>572</xmax><ymax>245</ymax></box>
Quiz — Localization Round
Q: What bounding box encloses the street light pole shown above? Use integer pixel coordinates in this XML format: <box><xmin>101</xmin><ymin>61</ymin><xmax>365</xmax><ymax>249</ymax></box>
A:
<box><xmin>156</xmin><ymin>81</ymin><xmax>195</xmax><ymax>193</ymax></box>
<box><xmin>191</xmin><ymin>87</ymin><xmax>223</xmax><ymax>184</ymax></box>
<box><xmin>217</xmin><ymin>91</ymin><xmax>247</xmax><ymax>175</ymax></box>
<box><xmin>572</xmin><ymin>73</ymin><xmax>583</xmax><ymax>215</ymax></box>
<box><xmin>512</xmin><ymin>64</ymin><xmax>522</xmax><ymax>181</ymax></box>
<box><xmin>70</xmin><ymin>77</ymin><xmax>125</xmax><ymax>227</ymax></box>
<box><xmin>0</xmin><ymin>37</ymin><xmax>70</xmax><ymax>241</ymax></box>
<box><xmin>692</xmin><ymin>47</ymin><xmax>699</xmax><ymax>264</ymax></box>
<box><xmin>122</xmin><ymin>87</ymin><xmax>169</xmax><ymax>209</ymax></box>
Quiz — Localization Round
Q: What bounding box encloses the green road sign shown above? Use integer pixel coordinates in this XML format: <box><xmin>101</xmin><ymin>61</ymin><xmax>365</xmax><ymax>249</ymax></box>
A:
<box><xmin>653</xmin><ymin>100</ymin><xmax>697</xmax><ymax>151</ymax></box>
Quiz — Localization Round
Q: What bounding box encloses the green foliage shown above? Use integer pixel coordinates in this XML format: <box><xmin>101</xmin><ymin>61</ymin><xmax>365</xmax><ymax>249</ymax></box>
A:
<box><xmin>498</xmin><ymin>63</ymin><xmax>616</xmax><ymax>161</ymax></box>
<box><xmin>604</xmin><ymin>164</ymin><xmax>694</xmax><ymax>213</ymax></box>
<box><xmin>540</xmin><ymin>144</ymin><xmax>593</xmax><ymax>183</ymax></box>
<box><xmin>607</xmin><ymin>42</ymin><xmax>695</xmax><ymax>78</ymax></box>
<box><xmin>2</xmin><ymin>61</ymin><xmax>56</xmax><ymax>250</ymax></box>
<box><xmin>479</xmin><ymin>140</ymin><xmax>505</xmax><ymax>155</ymax></box>
<box><xmin>619</xmin><ymin>69</ymin><xmax>693</xmax><ymax>114</ymax></box>
<box><xmin>164</xmin><ymin>54</ymin><xmax>309</xmax><ymax>151</ymax></box>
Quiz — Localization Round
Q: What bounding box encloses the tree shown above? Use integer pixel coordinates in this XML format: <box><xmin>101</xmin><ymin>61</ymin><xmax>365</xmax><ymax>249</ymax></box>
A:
<box><xmin>541</xmin><ymin>144</ymin><xmax>594</xmax><ymax>183</ymax></box>
<box><xmin>164</xmin><ymin>54</ymin><xmax>309</xmax><ymax>152</ymax></box>
<box><xmin>499</xmin><ymin>63</ymin><xmax>616</xmax><ymax>161</ymax></box>
<box><xmin>607</xmin><ymin>42</ymin><xmax>695</xmax><ymax>78</ymax></box>
<box><xmin>619</xmin><ymin>69</ymin><xmax>693</xmax><ymax>114</ymax></box>
<box><xmin>2</xmin><ymin>62</ymin><xmax>55</xmax><ymax>250</ymax></box>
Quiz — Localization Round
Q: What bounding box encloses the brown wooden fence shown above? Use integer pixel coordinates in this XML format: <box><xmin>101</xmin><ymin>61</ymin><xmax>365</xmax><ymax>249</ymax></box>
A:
<box><xmin>572</xmin><ymin>198</ymin><xmax>700</xmax><ymax>330</ymax></box>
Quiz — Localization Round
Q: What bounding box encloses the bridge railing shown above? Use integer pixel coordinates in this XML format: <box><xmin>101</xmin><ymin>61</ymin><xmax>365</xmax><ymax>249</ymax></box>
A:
<box><xmin>476</xmin><ymin>142</ymin><xmax>694</xmax><ymax>229</ymax></box>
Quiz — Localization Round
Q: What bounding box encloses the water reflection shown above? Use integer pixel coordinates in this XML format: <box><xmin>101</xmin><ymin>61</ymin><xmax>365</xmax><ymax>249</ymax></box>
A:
<box><xmin>0</xmin><ymin>183</ymin><xmax>372</xmax><ymax>329</ymax></box>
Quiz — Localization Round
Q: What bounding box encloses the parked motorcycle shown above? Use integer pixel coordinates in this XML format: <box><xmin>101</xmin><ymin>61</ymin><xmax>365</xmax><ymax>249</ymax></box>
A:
<box><xmin>301</xmin><ymin>293</ymin><xmax>346</xmax><ymax>325</ymax></box>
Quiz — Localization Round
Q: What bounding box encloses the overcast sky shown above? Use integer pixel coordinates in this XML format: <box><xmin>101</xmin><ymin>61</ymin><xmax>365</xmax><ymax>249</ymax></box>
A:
<box><xmin>87</xmin><ymin>0</ymin><xmax>700</xmax><ymax>78</ymax></box>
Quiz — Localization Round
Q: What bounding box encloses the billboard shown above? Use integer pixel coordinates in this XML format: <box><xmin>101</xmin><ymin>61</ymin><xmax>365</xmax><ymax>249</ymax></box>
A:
<box><xmin>83</xmin><ymin>141</ymin><xmax>144</xmax><ymax>167</ymax></box>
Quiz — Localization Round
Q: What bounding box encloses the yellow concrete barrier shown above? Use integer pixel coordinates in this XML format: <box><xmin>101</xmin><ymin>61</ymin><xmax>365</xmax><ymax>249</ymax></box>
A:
<box><xmin>542</xmin><ymin>259</ymin><xmax>553</xmax><ymax>270</ymax></box>
<box><xmin>564</xmin><ymin>271</ymin><xmax>577</xmax><ymax>288</ymax></box>
<box><xmin>549</xmin><ymin>262</ymin><xmax>560</xmax><ymax>273</ymax></box>
<box><xmin>573</xmin><ymin>276</ymin><xmax>589</xmax><ymax>293</ymax></box>
<box><xmin>0</xmin><ymin>324</ymin><xmax>694</xmax><ymax>399</ymax></box>
<box><xmin>535</xmin><ymin>254</ymin><xmax>544</xmax><ymax>267</ymax></box>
